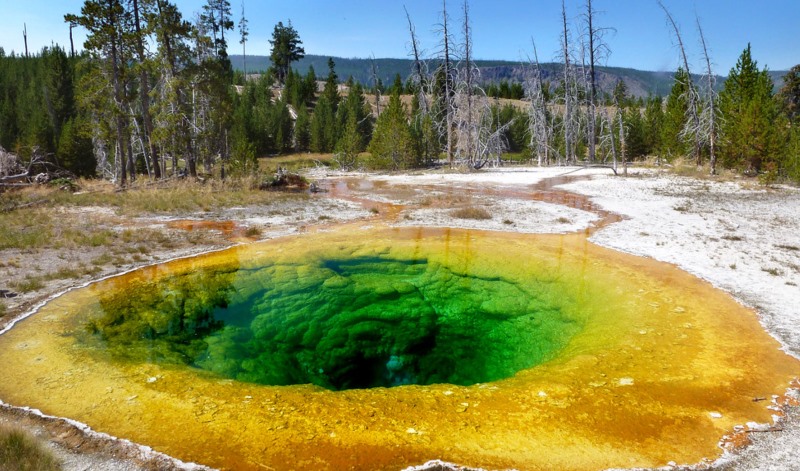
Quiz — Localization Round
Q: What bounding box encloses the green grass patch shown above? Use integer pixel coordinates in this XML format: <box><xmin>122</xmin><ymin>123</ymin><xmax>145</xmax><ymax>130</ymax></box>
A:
<box><xmin>0</xmin><ymin>210</ymin><xmax>53</xmax><ymax>250</ymax></box>
<box><xmin>0</xmin><ymin>424</ymin><xmax>61</xmax><ymax>471</ymax></box>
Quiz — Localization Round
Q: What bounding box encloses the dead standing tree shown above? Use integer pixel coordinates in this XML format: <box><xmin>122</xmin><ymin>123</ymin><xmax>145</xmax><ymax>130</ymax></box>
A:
<box><xmin>659</xmin><ymin>1</ymin><xmax>702</xmax><ymax>166</ymax></box>
<box><xmin>616</xmin><ymin>95</ymin><xmax>627</xmax><ymax>176</ymax></box>
<box><xmin>558</xmin><ymin>0</ymin><xmax>579</xmax><ymax>164</ymax></box>
<box><xmin>696</xmin><ymin>16</ymin><xmax>719</xmax><ymax>175</ymax></box>
<box><xmin>526</xmin><ymin>41</ymin><xmax>553</xmax><ymax>166</ymax></box>
<box><xmin>453</xmin><ymin>0</ymin><xmax>478</xmax><ymax>167</ymax></box>
<box><xmin>404</xmin><ymin>7</ymin><xmax>439</xmax><ymax>166</ymax></box>
<box><xmin>451</xmin><ymin>0</ymin><xmax>508</xmax><ymax>169</ymax></box>
<box><xmin>435</xmin><ymin>0</ymin><xmax>456</xmax><ymax>167</ymax></box>
<box><xmin>405</xmin><ymin>6</ymin><xmax>428</xmax><ymax>115</ymax></box>
<box><xmin>581</xmin><ymin>0</ymin><xmax>613</xmax><ymax>164</ymax></box>
<box><xmin>369</xmin><ymin>55</ymin><xmax>381</xmax><ymax>115</ymax></box>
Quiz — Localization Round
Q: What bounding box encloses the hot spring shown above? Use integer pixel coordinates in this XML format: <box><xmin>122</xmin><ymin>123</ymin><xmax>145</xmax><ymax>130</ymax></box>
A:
<box><xmin>0</xmin><ymin>227</ymin><xmax>796</xmax><ymax>471</ymax></box>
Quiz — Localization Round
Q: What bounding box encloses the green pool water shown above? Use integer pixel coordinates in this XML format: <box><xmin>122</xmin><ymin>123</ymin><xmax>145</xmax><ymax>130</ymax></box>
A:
<box><xmin>77</xmin><ymin>234</ymin><xmax>583</xmax><ymax>390</ymax></box>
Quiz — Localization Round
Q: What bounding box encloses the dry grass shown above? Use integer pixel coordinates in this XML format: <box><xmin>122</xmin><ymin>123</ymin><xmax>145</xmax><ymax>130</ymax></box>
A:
<box><xmin>259</xmin><ymin>153</ymin><xmax>334</xmax><ymax>174</ymax></box>
<box><xmin>2</xmin><ymin>176</ymin><xmax>304</xmax><ymax>216</ymax></box>
<box><xmin>0</xmin><ymin>424</ymin><xmax>61</xmax><ymax>471</ymax></box>
<box><xmin>0</xmin><ymin>177</ymin><xmax>306</xmax><ymax>251</ymax></box>
<box><xmin>450</xmin><ymin>206</ymin><xmax>492</xmax><ymax>220</ymax></box>
<box><xmin>0</xmin><ymin>300</ymin><xmax>6</xmax><ymax>318</ymax></box>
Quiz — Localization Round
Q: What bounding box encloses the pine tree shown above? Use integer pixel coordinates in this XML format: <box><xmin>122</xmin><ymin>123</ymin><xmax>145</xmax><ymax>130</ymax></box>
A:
<box><xmin>661</xmin><ymin>68</ymin><xmax>690</xmax><ymax>161</ymax></box>
<box><xmin>322</xmin><ymin>58</ymin><xmax>340</xmax><ymax>111</ymax></box>
<box><xmin>643</xmin><ymin>95</ymin><xmax>664</xmax><ymax>157</ymax></box>
<box><xmin>269</xmin><ymin>21</ymin><xmax>305</xmax><ymax>85</ymax></box>
<box><xmin>238</xmin><ymin>1</ymin><xmax>249</xmax><ymax>78</ymax></box>
<box><xmin>150</xmin><ymin>0</ymin><xmax>194</xmax><ymax>177</ymax></box>
<box><xmin>719</xmin><ymin>44</ymin><xmax>784</xmax><ymax>174</ymax></box>
<box><xmin>66</xmin><ymin>0</ymin><xmax>131</xmax><ymax>185</ymax></box>
<box><xmin>778</xmin><ymin>65</ymin><xmax>800</xmax><ymax>124</ymax></box>
<box><xmin>202</xmin><ymin>0</ymin><xmax>234</xmax><ymax>62</ymax></box>
<box><xmin>41</xmin><ymin>46</ymin><xmax>75</xmax><ymax>156</ymax></box>
<box><xmin>368</xmin><ymin>90</ymin><xmax>417</xmax><ymax>169</ymax></box>
<box><xmin>57</xmin><ymin>116</ymin><xmax>95</xmax><ymax>176</ymax></box>
<box><xmin>271</xmin><ymin>100</ymin><xmax>293</xmax><ymax>153</ymax></box>
<box><xmin>622</xmin><ymin>107</ymin><xmax>647</xmax><ymax>159</ymax></box>
<box><xmin>336</xmin><ymin>82</ymin><xmax>371</xmax><ymax>152</ymax></box>
<box><xmin>335</xmin><ymin>114</ymin><xmax>361</xmax><ymax>169</ymax></box>
<box><xmin>294</xmin><ymin>105</ymin><xmax>311</xmax><ymax>152</ymax></box>
<box><xmin>310</xmin><ymin>94</ymin><xmax>336</xmax><ymax>153</ymax></box>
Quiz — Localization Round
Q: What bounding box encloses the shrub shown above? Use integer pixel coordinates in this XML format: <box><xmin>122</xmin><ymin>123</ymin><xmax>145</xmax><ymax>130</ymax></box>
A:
<box><xmin>450</xmin><ymin>206</ymin><xmax>492</xmax><ymax>220</ymax></box>
<box><xmin>244</xmin><ymin>226</ymin><xmax>262</xmax><ymax>238</ymax></box>
<box><xmin>0</xmin><ymin>424</ymin><xmax>61</xmax><ymax>471</ymax></box>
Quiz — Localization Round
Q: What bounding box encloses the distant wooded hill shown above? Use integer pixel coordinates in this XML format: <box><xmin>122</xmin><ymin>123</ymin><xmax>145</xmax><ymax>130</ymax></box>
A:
<box><xmin>229</xmin><ymin>54</ymin><xmax>788</xmax><ymax>98</ymax></box>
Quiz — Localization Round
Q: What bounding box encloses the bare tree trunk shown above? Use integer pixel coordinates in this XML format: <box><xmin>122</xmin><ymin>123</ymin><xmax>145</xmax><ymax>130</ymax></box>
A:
<box><xmin>586</xmin><ymin>0</ymin><xmax>592</xmax><ymax>164</ymax></box>
<box><xmin>240</xmin><ymin>1</ymin><xmax>247</xmax><ymax>78</ymax></box>
<box><xmin>405</xmin><ymin>6</ymin><xmax>427</xmax><ymax>114</ymax></box>
<box><xmin>527</xmin><ymin>41</ymin><xmax>550</xmax><ymax>167</ymax></box>
<box><xmin>560</xmin><ymin>0</ymin><xmax>574</xmax><ymax>164</ymax></box>
<box><xmin>127</xmin><ymin>135</ymin><xmax>136</xmax><ymax>182</ymax></box>
<box><xmin>586</xmin><ymin>0</ymin><xmax>597</xmax><ymax>163</ymax></box>
<box><xmin>697</xmin><ymin>17</ymin><xmax>717</xmax><ymax>175</ymax></box>
<box><xmin>110</xmin><ymin>11</ymin><xmax>127</xmax><ymax>187</ymax></box>
<box><xmin>442</xmin><ymin>0</ymin><xmax>454</xmax><ymax>167</ymax></box>
<box><xmin>659</xmin><ymin>1</ymin><xmax>701</xmax><ymax>166</ymax></box>
<box><xmin>617</xmin><ymin>101</ymin><xmax>627</xmax><ymax>176</ymax></box>
<box><xmin>23</xmin><ymin>23</ymin><xmax>29</xmax><ymax>58</ymax></box>
<box><xmin>462</xmin><ymin>0</ymin><xmax>474</xmax><ymax>166</ymax></box>
<box><xmin>369</xmin><ymin>55</ymin><xmax>381</xmax><ymax>115</ymax></box>
<box><xmin>69</xmin><ymin>23</ymin><xmax>75</xmax><ymax>58</ymax></box>
<box><xmin>133</xmin><ymin>0</ymin><xmax>162</xmax><ymax>179</ymax></box>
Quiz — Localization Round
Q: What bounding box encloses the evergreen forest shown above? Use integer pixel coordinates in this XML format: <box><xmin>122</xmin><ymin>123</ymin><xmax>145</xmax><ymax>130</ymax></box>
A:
<box><xmin>0</xmin><ymin>0</ymin><xmax>798</xmax><ymax>186</ymax></box>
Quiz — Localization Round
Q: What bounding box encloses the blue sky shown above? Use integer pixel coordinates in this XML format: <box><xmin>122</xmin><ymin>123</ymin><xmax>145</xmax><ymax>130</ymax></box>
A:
<box><xmin>1</xmin><ymin>0</ymin><xmax>797</xmax><ymax>75</ymax></box>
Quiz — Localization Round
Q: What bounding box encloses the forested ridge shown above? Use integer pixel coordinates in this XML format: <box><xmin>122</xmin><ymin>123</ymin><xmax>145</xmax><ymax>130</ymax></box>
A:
<box><xmin>0</xmin><ymin>0</ymin><xmax>799</xmax><ymax>186</ymax></box>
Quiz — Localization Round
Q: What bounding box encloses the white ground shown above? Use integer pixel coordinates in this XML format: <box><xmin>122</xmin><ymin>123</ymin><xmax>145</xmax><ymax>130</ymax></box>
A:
<box><xmin>370</xmin><ymin>166</ymin><xmax>800</xmax><ymax>471</ymax></box>
<box><xmin>558</xmin><ymin>169</ymin><xmax>800</xmax><ymax>471</ymax></box>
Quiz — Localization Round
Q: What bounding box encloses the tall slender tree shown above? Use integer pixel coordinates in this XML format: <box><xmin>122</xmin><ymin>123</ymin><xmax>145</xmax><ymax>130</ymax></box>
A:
<box><xmin>559</xmin><ymin>0</ymin><xmax>576</xmax><ymax>163</ymax></box>
<box><xmin>131</xmin><ymin>0</ymin><xmax>161</xmax><ymax>178</ymax></box>
<box><xmin>437</xmin><ymin>0</ymin><xmax>455</xmax><ymax>166</ymax></box>
<box><xmin>66</xmin><ymin>0</ymin><xmax>131</xmax><ymax>186</ymax></box>
<box><xmin>151</xmin><ymin>0</ymin><xmax>194</xmax><ymax>176</ymax></box>
<box><xmin>238</xmin><ymin>1</ymin><xmax>249</xmax><ymax>79</ymax></box>
<box><xmin>582</xmin><ymin>0</ymin><xmax>613</xmax><ymax>163</ymax></box>
<box><xmin>696</xmin><ymin>17</ymin><xmax>719</xmax><ymax>175</ymax></box>
<box><xmin>527</xmin><ymin>40</ymin><xmax>551</xmax><ymax>166</ymax></box>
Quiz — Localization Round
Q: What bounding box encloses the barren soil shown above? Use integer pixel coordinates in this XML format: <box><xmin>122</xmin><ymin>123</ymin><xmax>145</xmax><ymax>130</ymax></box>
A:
<box><xmin>0</xmin><ymin>166</ymin><xmax>798</xmax><ymax>471</ymax></box>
